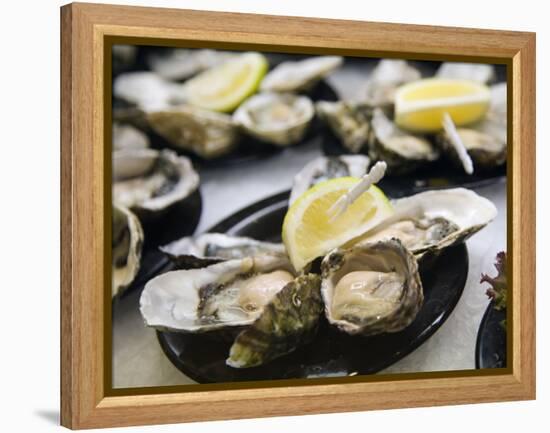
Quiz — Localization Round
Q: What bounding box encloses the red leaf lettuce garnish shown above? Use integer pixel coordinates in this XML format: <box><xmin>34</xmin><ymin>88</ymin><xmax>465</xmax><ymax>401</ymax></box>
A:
<box><xmin>481</xmin><ymin>251</ymin><xmax>507</xmax><ymax>311</ymax></box>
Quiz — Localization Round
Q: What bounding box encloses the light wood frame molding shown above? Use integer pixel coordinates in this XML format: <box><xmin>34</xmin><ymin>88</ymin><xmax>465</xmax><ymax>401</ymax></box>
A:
<box><xmin>60</xmin><ymin>2</ymin><xmax>536</xmax><ymax>429</ymax></box>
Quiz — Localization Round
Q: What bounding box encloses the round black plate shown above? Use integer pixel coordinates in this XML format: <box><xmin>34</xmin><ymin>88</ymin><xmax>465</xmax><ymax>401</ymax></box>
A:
<box><xmin>475</xmin><ymin>301</ymin><xmax>507</xmax><ymax>369</ymax></box>
<box><xmin>157</xmin><ymin>191</ymin><xmax>469</xmax><ymax>383</ymax></box>
<box><xmin>322</xmin><ymin>128</ymin><xmax>506</xmax><ymax>197</ymax></box>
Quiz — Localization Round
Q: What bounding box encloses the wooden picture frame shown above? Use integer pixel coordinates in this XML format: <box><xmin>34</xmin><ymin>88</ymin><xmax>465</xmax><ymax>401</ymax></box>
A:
<box><xmin>60</xmin><ymin>2</ymin><xmax>536</xmax><ymax>429</ymax></box>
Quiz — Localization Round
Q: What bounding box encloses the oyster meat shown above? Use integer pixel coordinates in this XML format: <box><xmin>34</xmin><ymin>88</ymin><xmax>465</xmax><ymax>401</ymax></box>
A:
<box><xmin>160</xmin><ymin>233</ymin><xmax>286</xmax><ymax>269</ymax></box>
<box><xmin>112</xmin><ymin>204</ymin><xmax>144</xmax><ymax>298</ymax></box>
<box><xmin>436</xmin><ymin>62</ymin><xmax>496</xmax><ymax>84</ymax></box>
<box><xmin>368</xmin><ymin>108</ymin><xmax>439</xmax><ymax>174</ymax></box>
<box><xmin>363</xmin><ymin>60</ymin><xmax>421</xmax><ymax>108</ymax></box>
<box><xmin>260</xmin><ymin>56</ymin><xmax>343</xmax><ymax>93</ymax></box>
<box><xmin>437</xmin><ymin>83</ymin><xmax>507</xmax><ymax>170</ymax></box>
<box><xmin>140</xmin><ymin>254</ymin><xmax>297</xmax><ymax>332</ymax></box>
<box><xmin>316</xmin><ymin>101</ymin><xmax>372</xmax><ymax>153</ymax></box>
<box><xmin>351</xmin><ymin>188</ymin><xmax>497</xmax><ymax>257</ymax></box>
<box><xmin>146</xmin><ymin>105</ymin><xmax>239</xmax><ymax>159</ymax></box>
<box><xmin>112</xmin><ymin>123</ymin><xmax>149</xmax><ymax>151</ymax></box>
<box><xmin>289</xmin><ymin>155</ymin><xmax>370</xmax><ymax>204</ymax></box>
<box><xmin>321</xmin><ymin>239</ymin><xmax>423</xmax><ymax>335</ymax></box>
<box><xmin>148</xmin><ymin>49</ymin><xmax>236</xmax><ymax>81</ymax></box>
<box><xmin>233</xmin><ymin>93</ymin><xmax>314</xmax><ymax>146</ymax></box>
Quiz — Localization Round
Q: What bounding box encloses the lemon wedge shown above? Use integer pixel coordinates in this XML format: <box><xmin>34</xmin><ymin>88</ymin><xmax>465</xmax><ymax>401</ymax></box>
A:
<box><xmin>394</xmin><ymin>78</ymin><xmax>491</xmax><ymax>132</ymax></box>
<box><xmin>282</xmin><ymin>177</ymin><xmax>393</xmax><ymax>271</ymax></box>
<box><xmin>182</xmin><ymin>52</ymin><xmax>268</xmax><ymax>112</ymax></box>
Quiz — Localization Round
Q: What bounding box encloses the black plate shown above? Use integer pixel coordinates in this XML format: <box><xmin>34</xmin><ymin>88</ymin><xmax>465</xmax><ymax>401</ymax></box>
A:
<box><xmin>322</xmin><ymin>127</ymin><xmax>507</xmax><ymax>197</ymax></box>
<box><xmin>157</xmin><ymin>191</ymin><xmax>469</xmax><ymax>383</ymax></box>
<box><xmin>475</xmin><ymin>301</ymin><xmax>507</xmax><ymax>369</ymax></box>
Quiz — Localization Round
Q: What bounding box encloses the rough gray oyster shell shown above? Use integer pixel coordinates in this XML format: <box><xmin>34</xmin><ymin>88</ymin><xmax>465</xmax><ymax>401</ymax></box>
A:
<box><xmin>227</xmin><ymin>273</ymin><xmax>322</xmax><ymax>368</ymax></box>
<box><xmin>315</xmin><ymin>101</ymin><xmax>372</xmax><ymax>153</ymax></box>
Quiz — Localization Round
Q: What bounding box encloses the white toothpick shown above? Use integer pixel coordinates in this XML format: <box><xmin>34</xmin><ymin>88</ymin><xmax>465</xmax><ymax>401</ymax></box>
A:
<box><xmin>327</xmin><ymin>161</ymin><xmax>387</xmax><ymax>222</ymax></box>
<box><xmin>442</xmin><ymin>112</ymin><xmax>474</xmax><ymax>175</ymax></box>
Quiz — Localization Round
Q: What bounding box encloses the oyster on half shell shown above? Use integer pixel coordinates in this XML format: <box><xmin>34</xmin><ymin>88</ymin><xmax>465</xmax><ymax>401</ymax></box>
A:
<box><xmin>316</xmin><ymin>101</ymin><xmax>372</xmax><ymax>153</ymax></box>
<box><xmin>146</xmin><ymin>105</ymin><xmax>239</xmax><ymax>159</ymax></box>
<box><xmin>233</xmin><ymin>93</ymin><xmax>314</xmax><ymax>146</ymax></box>
<box><xmin>363</xmin><ymin>60</ymin><xmax>421</xmax><ymax>109</ymax></box>
<box><xmin>140</xmin><ymin>254</ymin><xmax>297</xmax><ymax>332</ymax></box>
<box><xmin>160</xmin><ymin>233</ymin><xmax>286</xmax><ymax>269</ymax></box>
<box><xmin>112</xmin><ymin>204</ymin><xmax>143</xmax><ymax>298</ymax></box>
<box><xmin>321</xmin><ymin>239</ymin><xmax>423</xmax><ymax>336</ymax></box>
<box><xmin>113</xmin><ymin>148</ymin><xmax>201</xmax><ymax>244</ymax></box>
<box><xmin>368</xmin><ymin>108</ymin><xmax>439</xmax><ymax>174</ymax></box>
<box><xmin>260</xmin><ymin>56</ymin><xmax>343</xmax><ymax>93</ymax></box>
<box><xmin>350</xmin><ymin>188</ymin><xmax>497</xmax><ymax>258</ymax></box>
<box><xmin>437</xmin><ymin>83</ymin><xmax>507</xmax><ymax>170</ymax></box>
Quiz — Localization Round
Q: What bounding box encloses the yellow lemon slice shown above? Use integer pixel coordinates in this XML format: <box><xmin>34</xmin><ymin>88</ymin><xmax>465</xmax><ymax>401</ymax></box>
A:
<box><xmin>394</xmin><ymin>78</ymin><xmax>491</xmax><ymax>132</ymax></box>
<box><xmin>182</xmin><ymin>52</ymin><xmax>268</xmax><ymax>112</ymax></box>
<box><xmin>282</xmin><ymin>177</ymin><xmax>393</xmax><ymax>271</ymax></box>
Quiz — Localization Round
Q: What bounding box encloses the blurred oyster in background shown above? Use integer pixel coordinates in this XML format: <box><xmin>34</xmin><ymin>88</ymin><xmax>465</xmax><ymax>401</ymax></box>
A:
<box><xmin>368</xmin><ymin>108</ymin><xmax>439</xmax><ymax>174</ymax></box>
<box><xmin>289</xmin><ymin>155</ymin><xmax>370</xmax><ymax>204</ymax></box>
<box><xmin>160</xmin><ymin>233</ymin><xmax>286</xmax><ymax>269</ymax></box>
<box><xmin>112</xmin><ymin>204</ymin><xmax>143</xmax><ymax>298</ymax></box>
<box><xmin>113</xmin><ymin>148</ymin><xmax>201</xmax><ymax>244</ymax></box>
<box><xmin>363</xmin><ymin>59</ymin><xmax>421</xmax><ymax>108</ymax></box>
<box><xmin>260</xmin><ymin>56</ymin><xmax>343</xmax><ymax>93</ymax></box>
<box><xmin>112</xmin><ymin>123</ymin><xmax>149</xmax><ymax>151</ymax></box>
<box><xmin>233</xmin><ymin>93</ymin><xmax>314</xmax><ymax>146</ymax></box>
<box><xmin>436</xmin><ymin>62</ymin><xmax>496</xmax><ymax>84</ymax></box>
<box><xmin>113</xmin><ymin>71</ymin><xmax>185</xmax><ymax>111</ymax></box>
<box><xmin>437</xmin><ymin>83</ymin><xmax>507</xmax><ymax>170</ymax></box>
<box><xmin>316</xmin><ymin>101</ymin><xmax>372</xmax><ymax>153</ymax></box>
<box><xmin>147</xmin><ymin>105</ymin><xmax>238</xmax><ymax>159</ymax></box>
<box><xmin>148</xmin><ymin>49</ymin><xmax>237</xmax><ymax>81</ymax></box>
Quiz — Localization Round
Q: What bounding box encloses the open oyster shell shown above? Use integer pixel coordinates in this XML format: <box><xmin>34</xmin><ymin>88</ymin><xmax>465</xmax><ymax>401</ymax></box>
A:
<box><xmin>140</xmin><ymin>254</ymin><xmax>297</xmax><ymax>332</ymax></box>
<box><xmin>351</xmin><ymin>188</ymin><xmax>497</xmax><ymax>258</ymax></box>
<box><xmin>289</xmin><ymin>155</ymin><xmax>370</xmax><ymax>204</ymax></box>
<box><xmin>160</xmin><ymin>233</ymin><xmax>286</xmax><ymax>269</ymax></box>
<box><xmin>112</xmin><ymin>204</ymin><xmax>143</xmax><ymax>298</ymax></box>
<box><xmin>148</xmin><ymin>49</ymin><xmax>236</xmax><ymax>81</ymax></box>
<box><xmin>316</xmin><ymin>101</ymin><xmax>372</xmax><ymax>153</ymax></box>
<box><xmin>437</xmin><ymin>83</ymin><xmax>507</xmax><ymax>170</ymax></box>
<box><xmin>112</xmin><ymin>123</ymin><xmax>149</xmax><ymax>151</ymax></box>
<box><xmin>227</xmin><ymin>273</ymin><xmax>322</xmax><ymax>368</ymax></box>
<box><xmin>113</xmin><ymin>148</ymin><xmax>201</xmax><ymax>244</ymax></box>
<box><xmin>368</xmin><ymin>108</ymin><xmax>439</xmax><ymax>174</ymax></box>
<box><xmin>233</xmin><ymin>93</ymin><xmax>314</xmax><ymax>146</ymax></box>
<box><xmin>363</xmin><ymin>60</ymin><xmax>421</xmax><ymax>109</ymax></box>
<box><xmin>260</xmin><ymin>56</ymin><xmax>343</xmax><ymax>93</ymax></box>
<box><xmin>146</xmin><ymin>105</ymin><xmax>239</xmax><ymax>159</ymax></box>
<box><xmin>113</xmin><ymin>71</ymin><xmax>185</xmax><ymax>111</ymax></box>
<box><xmin>321</xmin><ymin>239</ymin><xmax>423</xmax><ymax>336</ymax></box>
